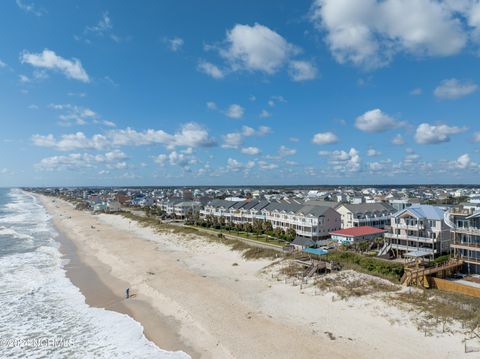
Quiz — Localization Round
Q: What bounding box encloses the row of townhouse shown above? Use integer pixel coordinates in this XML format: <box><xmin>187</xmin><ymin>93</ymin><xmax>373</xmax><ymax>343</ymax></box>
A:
<box><xmin>201</xmin><ymin>199</ymin><xmax>341</xmax><ymax>240</ymax></box>
<box><xmin>383</xmin><ymin>205</ymin><xmax>452</xmax><ymax>259</ymax></box>
<box><xmin>335</xmin><ymin>202</ymin><xmax>396</xmax><ymax>229</ymax></box>
<box><xmin>445</xmin><ymin>204</ymin><xmax>480</xmax><ymax>274</ymax></box>
<box><xmin>157</xmin><ymin>198</ymin><xmax>203</xmax><ymax>218</ymax></box>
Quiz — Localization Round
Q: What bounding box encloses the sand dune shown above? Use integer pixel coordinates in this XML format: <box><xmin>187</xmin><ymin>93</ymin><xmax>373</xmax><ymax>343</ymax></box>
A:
<box><xmin>38</xmin><ymin>195</ymin><xmax>470</xmax><ymax>359</ymax></box>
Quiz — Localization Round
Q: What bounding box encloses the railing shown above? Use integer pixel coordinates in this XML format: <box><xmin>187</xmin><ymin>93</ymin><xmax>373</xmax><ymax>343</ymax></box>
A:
<box><xmin>454</xmin><ymin>227</ymin><xmax>480</xmax><ymax>236</ymax></box>
<box><xmin>444</xmin><ymin>210</ymin><xmax>456</xmax><ymax>230</ymax></box>
<box><xmin>385</xmin><ymin>233</ymin><xmax>435</xmax><ymax>244</ymax></box>
<box><xmin>451</xmin><ymin>241</ymin><xmax>480</xmax><ymax>249</ymax></box>
<box><xmin>392</xmin><ymin>223</ymin><xmax>425</xmax><ymax>230</ymax></box>
<box><xmin>389</xmin><ymin>242</ymin><xmax>436</xmax><ymax>254</ymax></box>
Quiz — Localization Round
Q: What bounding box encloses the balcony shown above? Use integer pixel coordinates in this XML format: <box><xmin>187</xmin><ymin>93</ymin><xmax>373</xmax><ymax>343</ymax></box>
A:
<box><xmin>455</xmin><ymin>227</ymin><xmax>480</xmax><ymax>236</ymax></box>
<box><xmin>385</xmin><ymin>232</ymin><xmax>435</xmax><ymax>244</ymax></box>
<box><xmin>389</xmin><ymin>242</ymin><xmax>436</xmax><ymax>254</ymax></box>
<box><xmin>451</xmin><ymin>241</ymin><xmax>480</xmax><ymax>250</ymax></box>
<box><xmin>391</xmin><ymin>223</ymin><xmax>425</xmax><ymax>230</ymax></box>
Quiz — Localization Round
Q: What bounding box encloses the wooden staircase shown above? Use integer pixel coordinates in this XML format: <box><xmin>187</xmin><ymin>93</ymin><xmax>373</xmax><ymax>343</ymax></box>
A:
<box><xmin>401</xmin><ymin>258</ymin><xmax>464</xmax><ymax>288</ymax></box>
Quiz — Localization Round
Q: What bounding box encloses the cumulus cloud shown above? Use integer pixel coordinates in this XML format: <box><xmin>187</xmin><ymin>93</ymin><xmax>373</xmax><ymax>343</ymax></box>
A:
<box><xmin>222</xmin><ymin>132</ymin><xmax>244</xmax><ymax>149</ymax></box>
<box><xmin>278</xmin><ymin>145</ymin><xmax>296</xmax><ymax>157</ymax></box>
<box><xmin>321</xmin><ymin>148</ymin><xmax>361</xmax><ymax>173</ymax></box>
<box><xmin>35</xmin><ymin>150</ymin><xmax>128</xmax><ymax>171</ymax></box>
<box><xmin>259</xmin><ymin>109</ymin><xmax>271</xmax><ymax>118</ymax></box>
<box><xmin>33</xmin><ymin>123</ymin><xmax>215</xmax><ymax>151</ymax></box>
<box><xmin>225</xmin><ymin>104</ymin><xmax>244</xmax><ymax>119</ymax></box>
<box><xmin>473</xmin><ymin>132</ymin><xmax>480</xmax><ymax>142</ymax></box>
<box><xmin>222</xmin><ymin>126</ymin><xmax>271</xmax><ymax>149</ymax></box>
<box><xmin>220</xmin><ymin>23</ymin><xmax>299</xmax><ymax>74</ymax></box>
<box><xmin>288</xmin><ymin>60</ymin><xmax>318</xmax><ymax>81</ymax></box>
<box><xmin>166</xmin><ymin>36</ymin><xmax>184</xmax><ymax>52</ymax></box>
<box><xmin>312</xmin><ymin>131</ymin><xmax>338</xmax><ymax>144</ymax></box>
<box><xmin>392</xmin><ymin>134</ymin><xmax>405</xmax><ymax>145</ymax></box>
<box><xmin>241</xmin><ymin>146</ymin><xmax>260</xmax><ymax>155</ymax></box>
<box><xmin>434</xmin><ymin>78</ymin><xmax>478</xmax><ymax>100</ymax></box>
<box><xmin>197</xmin><ymin>61</ymin><xmax>224</xmax><ymax>79</ymax></box>
<box><xmin>414</xmin><ymin>123</ymin><xmax>467</xmax><ymax>144</ymax></box>
<box><xmin>355</xmin><ymin>108</ymin><xmax>397</xmax><ymax>133</ymax></box>
<box><xmin>20</xmin><ymin>49</ymin><xmax>89</xmax><ymax>82</ymax></box>
<box><xmin>49</xmin><ymin>103</ymin><xmax>98</xmax><ymax>126</ymax></box>
<box><xmin>310</xmin><ymin>0</ymin><xmax>467</xmax><ymax>69</ymax></box>
<box><xmin>367</xmin><ymin>148</ymin><xmax>382</xmax><ymax>157</ymax></box>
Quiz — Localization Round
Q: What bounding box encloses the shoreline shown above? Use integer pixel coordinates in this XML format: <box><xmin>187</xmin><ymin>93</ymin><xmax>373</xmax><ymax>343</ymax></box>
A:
<box><xmin>45</xmin><ymin>197</ymin><xmax>196</xmax><ymax>358</ymax></box>
<box><xmin>36</xmin><ymin>193</ymin><xmax>472</xmax><ymax>359</ymax></box>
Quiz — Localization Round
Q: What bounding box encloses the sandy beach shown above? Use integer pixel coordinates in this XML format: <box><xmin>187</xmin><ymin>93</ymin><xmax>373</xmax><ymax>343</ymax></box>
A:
<box><xmin>37</xmin><ymin>194</ymin><xmax>472</xmax><ymax>359</ymax></box>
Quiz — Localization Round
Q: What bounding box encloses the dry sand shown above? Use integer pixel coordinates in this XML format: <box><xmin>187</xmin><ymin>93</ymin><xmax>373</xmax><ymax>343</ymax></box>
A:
<box><xmin>38</xmin><ymin>194</ymin><xmax>472</xmax><ymax>359</ymax></box>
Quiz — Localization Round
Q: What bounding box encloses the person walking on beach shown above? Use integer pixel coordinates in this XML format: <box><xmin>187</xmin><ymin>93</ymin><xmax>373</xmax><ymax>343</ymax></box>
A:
<box><xmin>125</xmin><ymin>287</ymin><xmax>130</xmax><ymax>299</ymax></box>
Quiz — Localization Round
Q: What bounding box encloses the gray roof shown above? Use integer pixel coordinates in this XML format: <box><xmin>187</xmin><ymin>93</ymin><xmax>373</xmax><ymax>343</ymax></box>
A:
<box><xmin>337</xmin><ymin>202</ymin><xmax>395</xmax><ymax>215</ymax></box>
<box><xmin>207</xmin><ymin>199</ymin><xmax>237</xmax><ymax>209</ymax></box>
<box><xmin>393</xmin><ymin>205</ymin><xmax>445</xmax><ymax>220</ymax></box>
<box><xmin>292</xmin><ymin>236</ymin><xmax>316</xmax><ymax>247</ymax></box>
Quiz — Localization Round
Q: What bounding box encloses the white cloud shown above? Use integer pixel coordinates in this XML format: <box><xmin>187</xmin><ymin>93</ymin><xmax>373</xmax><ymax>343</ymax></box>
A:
<box><xmin>410</xmin><ymin>88</ymin><xmax>422</xmax><ymax>96</ymax></box>
<box><xmin>355</xmin><ymin>108</ymin><xmax>397</xmax><ymax>133</ymax></box>
<box><xmin>16</xmin><ymin>0</ymin><xmax>45</xmax><ymax>16</ymax></box>
<box><xmin>392</xmin><ymin>134</ymin><xmax>405</xmax><ymax>145</ymax></box>
<box><xmin>222</xmin><ymin>125</ymin><xmax>270</xmax><ymax>148</ymax></box>
<box><xmin>206</xmin><ymin>101</ymin><xmax>217</xmax><ymax>110</ymax></box>
<box><xmin>415</xmin><ymin>123</ymin><xmax>467</xmax><ymax>144</ymax></box>
<box><xmin>83</xmin><ymin>11</ymin><xmax>122</xmax><ymax>43</ymax></box>
<box><xmin>455</xmin><ymin>153</ymin><xmax>471</xmax><ymax>169</ymax></box>
<box><xmin>288</xmin><ymin>60</ymin><xmax>318</xmax><ymax>81</ymax></box>
<box><xmin>434</xmin><ymin>78</ymin><xmax>478</xmax><ymax>100</ymax></box>
<box><xmin>312</xmin><ymin>131</ymin><xmax>338</xmax><ymax>144</ymax></box>
<box><xmin>0</xmin><ymin>60</ymin><xmax>6</xmax><ymax>68</ymax></box>
<box><xmin>241</xmin><ymin>146</ymin><xmax>260</xmax><ymax>155</ymax></box>
<box><xmin>197</xmin><ymin>61</ymin><xmax>224</xmax><ymax>79</ymax></box>
<box><xmin>49</xmin><ymin>103</ymin><xmax>98</xmax><ymax>126</ymax></box>
<box><xmin>321</xmin><ymin>148</ymin><xmax>361</xmax><ymax>173</ymax></box>
<box><xmin>19</xmin><ymin>74</ymin><xmax>30</xmax><ymax>83</ymax></box>
<box><xmin>278</xmin><ymin>145</ymin><xmax>296</xmax><ymax>157</ymax></box>
<box><xmin>36</xmin><ymin>150</ymin><xmax>128</xmax><ymax>171</ymax></box>
<box><xmin>222</xmin><ymin>132</ymin><xmax>244</xmax><ymax>149</ymax></box>
<box><xmin>225</xmin><ymin>104</ymin><xmax>244</xmax><ymax>119</ymax></box>
<box><xmin>20</xmin><ymin>49</ymin><xmax>89</xmax><ymax>82</ymax></box>
<box><xmin>310</xmin><ymin>0</ymin><xmax>467</xmax><ymax>69</ymax></box>
<box><xmin>153</xmin><ymin>154</ymin><xmax>168</xmax><ymax>166</ymax></box>
<box><xmin>166</xmin><ymin>36</ymin><xmax>184</xmax><ymax>52</ymax></box>
<box><xmin>220</xmin><ymin>23</ymin><xmax>299</xmax><ymax>74</ymax></box>
<box><xmin>473</xmin><ymin>132</ymin><xmax>480</xmax><ymax>142</ymax></box>
<box><xmin>33</xmin><ymin>123</ymin><xmax>214</xmax><ymax>151</ymax></box>
<box><xmin>367</xmin><ymin>148</ymin><xmax>382</xmax><ymax>157</ymax></box>
<box><xmin>259</xmin><ymin>109</ymin><xmax>271</xmax><ymax>118</ymax></box>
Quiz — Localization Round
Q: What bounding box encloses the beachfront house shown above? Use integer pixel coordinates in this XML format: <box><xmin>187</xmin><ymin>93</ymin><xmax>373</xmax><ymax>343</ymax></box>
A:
<box><xmin>265</xmin><ymin>202</ymin><xmax>341</xmax><ymax>240</ymax></box>
<box><xmin>445</xmin><ymin>205</ymin><xmax>480</xmax><ymax>274</ymax></box>
<box><xmin>384</xmin><ymin>205</ymin><xmax>451</xmax><ymax>259</ymax></box>
<box><xmin>335</xmin><ymin>202</ymin><xmax>395</xmax><ymax>229</ymax></box>
<box><xmin>330</xmin><ymin>226</ymin><xmax>386</xmax><ymax>245</ymax></box>
<box><xmin>201</xmin><ymin>199</ymin><xmax>341</xmax><ymax>239</ymax></box>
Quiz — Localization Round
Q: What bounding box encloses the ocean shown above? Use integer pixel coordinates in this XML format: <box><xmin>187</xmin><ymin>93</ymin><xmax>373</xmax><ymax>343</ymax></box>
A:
<box><xmin>0</xmin><ymin>188</ymin><xmax>189</xmax><ymax>359</ymax></box>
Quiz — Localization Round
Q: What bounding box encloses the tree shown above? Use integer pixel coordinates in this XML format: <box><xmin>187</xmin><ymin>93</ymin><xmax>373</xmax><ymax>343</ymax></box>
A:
<box><xmin>286</xmin><ymin>228</ymin><xmax>297</xmax><ymax>242</ymax></box>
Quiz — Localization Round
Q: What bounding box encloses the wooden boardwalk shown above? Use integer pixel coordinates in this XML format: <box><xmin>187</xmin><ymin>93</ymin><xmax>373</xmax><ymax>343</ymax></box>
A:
<box><xmin>401</xmin><ymin>258</ymin><xmax>464</xmax><ymax>288</ymax></box>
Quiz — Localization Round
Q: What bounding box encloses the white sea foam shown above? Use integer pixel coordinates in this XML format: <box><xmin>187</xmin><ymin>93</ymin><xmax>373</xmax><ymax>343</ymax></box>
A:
<box><xmin>0</xmin><ymin>189</ymin><xmax>190</xmax><ymax>359</ymax></box>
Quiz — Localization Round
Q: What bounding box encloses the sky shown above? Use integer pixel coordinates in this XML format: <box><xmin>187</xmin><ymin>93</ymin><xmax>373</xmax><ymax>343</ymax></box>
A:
<box><xmin>1</xmin><ymin>0</ymin><xmax>480</xmax><ymax>187</ymax></box>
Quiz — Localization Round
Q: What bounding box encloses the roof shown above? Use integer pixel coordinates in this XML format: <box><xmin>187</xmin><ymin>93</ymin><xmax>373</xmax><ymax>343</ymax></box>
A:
<box><xmin>336</xmin><ymin>202</ymin><xmax>395</xmax><ymax>215</ymax></box>
<box><xmin>292</xmin><ymin>236</ymin><xmax>316</xmax><ymax>247</ymax></box>
<box><xmin>394</xmin><ymin>205</ymin><xmax>445</xmax><ymax>220</ymax></box>
<box><xmin>330</xmin><ymin>226</ymin><xmax>385</xmax><ymax>237</ymax></box>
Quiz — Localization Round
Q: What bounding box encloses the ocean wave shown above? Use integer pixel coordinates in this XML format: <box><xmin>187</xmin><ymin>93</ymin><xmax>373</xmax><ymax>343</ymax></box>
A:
<box><xmin>0</xmin><ymin>188</ymin><xmax>190</xmax><ymax>359</ymax></box>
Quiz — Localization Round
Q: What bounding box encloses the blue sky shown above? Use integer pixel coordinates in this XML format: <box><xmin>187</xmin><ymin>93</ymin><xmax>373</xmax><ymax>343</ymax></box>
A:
<box><xmin>1</xmin><ymin>0</ymin><xmax>480</xmax><ymax>186</ymax></box>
